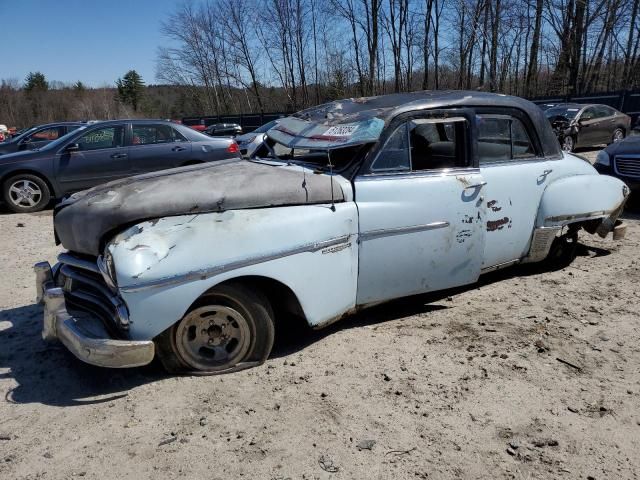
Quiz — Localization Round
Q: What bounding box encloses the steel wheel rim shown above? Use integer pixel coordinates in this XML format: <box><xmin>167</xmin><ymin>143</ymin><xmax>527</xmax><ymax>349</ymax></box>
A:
<box><xmin>175</xmin><ymin>305</ymin><xmax>251</xmax><ymax>371</ymax></box>
<box><xmin>613</xmin><ymin>130</ymin><xmax>624</xmax><ymax>142</ymax></box>
<box><xmin>562</xmin><ymin>137</ymin><xmax>573</xmax><ymax>152</ymax></box>
<box><xmin>8</xmin><ymin>179</ymin><xmax>42</xmax><ymax>207</ymax></box>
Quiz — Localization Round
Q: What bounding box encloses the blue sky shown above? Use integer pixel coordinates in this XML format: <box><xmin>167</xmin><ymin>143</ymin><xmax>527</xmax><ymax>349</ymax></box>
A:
<box><xmin>0</xmin><ymin>0</ymin><xmax>177</xmax><ymax>87</ymax></box>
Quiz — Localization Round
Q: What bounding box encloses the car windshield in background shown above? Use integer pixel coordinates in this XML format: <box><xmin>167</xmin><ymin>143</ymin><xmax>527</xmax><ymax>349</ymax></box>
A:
<box><xmin>39</xmin><ymin>126</ymin><xmax>88</xmax><ymax>151</ymax></box>
<box><xmin>544</xmin><ymin>106</ymin><xmax>581</xmax><ymax>121</ymax></box>
<box><xmin>253</xmin><ymin>120</ymin><xmax>278</xmax><ymax>134</ymax></box>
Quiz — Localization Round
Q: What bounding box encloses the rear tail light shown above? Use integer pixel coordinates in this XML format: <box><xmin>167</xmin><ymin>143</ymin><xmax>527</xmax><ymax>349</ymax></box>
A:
<box><xmin>227</xmin><ymin>142</ymin><xmax>240</xmax><ymax>154</ymax></box>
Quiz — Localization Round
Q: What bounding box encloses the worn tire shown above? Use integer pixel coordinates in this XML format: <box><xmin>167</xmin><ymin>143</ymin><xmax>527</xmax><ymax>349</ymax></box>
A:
<box><xmin>544</xmin><ymin>232</ymin><xmax>578</xmax><ymax>270</ymax></box>
<box><xmin>2</xmin><ymin>173</ymin><xmax>51</xmax><ymax>213</ymax></box>
<box><xmin>561</xmin><ymin>135</ymin><xmax>575</xmax><ymax>153</ymax></box>
<box><xmin>155</xmin><ymin>282</ymin><xmax>275</xmax><ymax>375</ymax></box>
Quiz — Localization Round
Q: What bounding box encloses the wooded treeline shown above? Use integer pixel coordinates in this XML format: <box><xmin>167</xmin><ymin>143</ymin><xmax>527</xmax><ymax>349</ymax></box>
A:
<box><xmin>1</xmin><ymin>0</ymin><xmax>639</xmax><ymax>127</ymax></box>
<box><xmin>157</xmin><ymin>0</ymin><xmax>640</xmax><ymax>112</ymax></box>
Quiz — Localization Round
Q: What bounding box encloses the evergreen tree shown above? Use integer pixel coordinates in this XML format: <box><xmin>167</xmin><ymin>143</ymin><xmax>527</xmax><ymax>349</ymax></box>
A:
<box><xmin>24</xmin><ymin>72</ymin><xmax>48</xmax><ymax>92</ymax></box>
<box><xmin>116</xmin><ymin>70</ymin><xmax>145</xmax><ymax>111</ymax></box>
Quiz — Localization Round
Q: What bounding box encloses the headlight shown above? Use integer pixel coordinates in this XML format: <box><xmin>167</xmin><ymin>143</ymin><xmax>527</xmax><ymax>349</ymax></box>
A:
<box><xmin>98</xmin><ymin>248</ymin><xmax>118</xmax><ymax>289</ymax></box>
<box><xmin>595</xmin><ymin>150</ymin><xmax>610</xmax><ymax>167</ymax></box>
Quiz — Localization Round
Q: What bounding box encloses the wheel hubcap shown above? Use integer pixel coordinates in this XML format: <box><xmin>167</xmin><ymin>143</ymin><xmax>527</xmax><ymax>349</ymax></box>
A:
<box><xmin>614</xmin><ymin>130</ymin><xmax>624</xmax><ymax>141</ymax></box>
<box><xmin>8</xmin><ymin>179</ymin><xmax>42</xmax><ymax>207</ymax></box>
<box><xmin>175</xmin><ymin>305</ymin><xmax>251</xmax><ymax>371</ymax></box>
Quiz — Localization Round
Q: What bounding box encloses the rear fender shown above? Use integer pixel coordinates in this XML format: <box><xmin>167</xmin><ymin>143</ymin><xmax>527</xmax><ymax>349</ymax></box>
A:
<box><xmin>536</xmin><ymin>174</ymin><xmax>629</xmax><ymax>228</ymax></box>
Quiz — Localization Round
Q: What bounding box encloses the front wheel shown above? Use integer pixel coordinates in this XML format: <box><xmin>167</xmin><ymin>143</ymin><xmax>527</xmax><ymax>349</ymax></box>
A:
<box><xmin>2</xmin><ymin>174</ymin><xmax>51</xmax><ymax>213</ymax></box>
<box><xmin>561</xmin><ymin>135</ymin><xmax>575</xmax><ymax>153</ymax></box>
<box><xmin>155</xmin><ymin>282</ymin><xmax>275</xmax><ymax>375</ymax></box>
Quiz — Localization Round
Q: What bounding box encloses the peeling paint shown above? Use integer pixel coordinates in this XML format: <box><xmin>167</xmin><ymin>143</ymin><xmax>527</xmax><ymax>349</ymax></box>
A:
<box><xmin>486</xmin><ymin>217</ymin><xmax>511</xmax><ymax>232</ymax></box>
<box><xmin>456</xmin><ymin>229</ymin><xmax>472</xmax><ymax>243</ymax></box>
<box><xmin>487</xmin><ymin>200</ymin><xmax>502</xmax><ymax>212</ymax></box>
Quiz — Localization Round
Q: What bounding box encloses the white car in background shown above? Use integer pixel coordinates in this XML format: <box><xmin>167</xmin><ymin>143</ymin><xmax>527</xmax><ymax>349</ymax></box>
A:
<box><xmin>235</xmin><ymin>120</ymin><xmax>278</xmax><ymax>157</ymax></box>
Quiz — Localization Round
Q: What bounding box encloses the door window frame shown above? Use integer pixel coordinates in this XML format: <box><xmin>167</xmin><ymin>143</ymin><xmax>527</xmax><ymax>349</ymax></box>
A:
<box><xmin>359</xmin><ymin>108</ymin><xmax>478</xmax><ymax>177</ymax></box>
<box><xmin>72</xmin><ymin>125</ymin><xmax>126</xmax><ymax>152</ymax></box>
<box><xmin>474</xmin><ymin>106</ymin><xmax>546</xmax><ymax>166</ymax></box>
<box><xmin>128</xmin><ymin>123</ymin><xmax>184</xmax><ymax>147</ymax></box>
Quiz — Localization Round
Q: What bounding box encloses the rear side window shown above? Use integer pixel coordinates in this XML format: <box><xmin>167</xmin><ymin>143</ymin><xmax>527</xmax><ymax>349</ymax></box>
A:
<box><xmin>77</xmin><ymin>127</ymin><xmax>125</xmax><ymax>151</ymax></box>
<box><xmin>29</xmin><ymin>127</ymin><xmax>65</xmax><ymax>141</ymax></box>
<box><xmin>477</xmin><ymin>116</ymin><xmax>535</xmax><ymax>164</ymax></box>
<box><xmin>132</xmin><ymin>124</ymin><xmax>181</xmax><ymax>145</ymax></box>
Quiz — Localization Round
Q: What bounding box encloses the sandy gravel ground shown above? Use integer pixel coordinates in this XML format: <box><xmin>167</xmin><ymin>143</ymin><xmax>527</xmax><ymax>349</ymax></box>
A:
<box><xmin>1</xmin><ymin>148</ymin><xmax>639</xmax><ymax>480</ymax></box>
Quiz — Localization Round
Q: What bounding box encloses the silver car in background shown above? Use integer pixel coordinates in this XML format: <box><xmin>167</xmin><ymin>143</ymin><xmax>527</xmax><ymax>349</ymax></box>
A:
<box><xmin>235</xmin><ymin>120</ymin><xmax>278</xmax><ymax>157</ymax></box>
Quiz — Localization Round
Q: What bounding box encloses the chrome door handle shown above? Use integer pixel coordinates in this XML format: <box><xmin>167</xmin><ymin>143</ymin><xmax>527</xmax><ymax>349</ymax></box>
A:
<box><xmin>464</xmin><ymin>181</ymin><xmax>487</xmax><ymax>190</ymax></box>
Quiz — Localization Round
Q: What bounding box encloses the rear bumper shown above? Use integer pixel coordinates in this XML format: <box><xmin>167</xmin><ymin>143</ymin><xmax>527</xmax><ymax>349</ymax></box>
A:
<box><xmin>35</xmin><ymin>261</ymin><xmax>155</xmax><ymax>368</ymax></box>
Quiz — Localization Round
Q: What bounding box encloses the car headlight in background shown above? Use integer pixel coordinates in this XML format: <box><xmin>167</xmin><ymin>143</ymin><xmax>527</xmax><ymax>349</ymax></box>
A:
<box><xmin>595</xmin><ymin>150</ymin><xmax>610</xmax><ymax>167</ymax></box>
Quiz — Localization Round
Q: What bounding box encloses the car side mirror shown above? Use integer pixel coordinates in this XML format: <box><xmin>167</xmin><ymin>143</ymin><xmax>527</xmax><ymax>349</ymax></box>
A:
<box><xmin>65</xmin><ymin>143</ymin><xmax>80</xmax><ymax>152</ymax></box>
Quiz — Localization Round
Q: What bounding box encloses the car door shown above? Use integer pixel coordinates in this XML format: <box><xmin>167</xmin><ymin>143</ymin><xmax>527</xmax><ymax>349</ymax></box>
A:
<box><xmin>128</xmin><ymin>123</ymin><xmax>192</xmax><ymax>173</ymax></box>
<box><xmin>476</xmin><ymin>111</ymin><xmax>554</xmax><ymax>269</ymax></box>
<box><xmin>55</xmin><ymin>125</ymin><xmax>130</xmax><ymax>193</ymax></box>
<box><xmin>576</xmin><ymin>107</ymin><xmax>601</xmax><ymax>147</ymax></box>
<box><xmin>354</xmin><ymin>109</ymin><xmax>486</xmax><ymax>306</ymax></box>
<box><xmin>594</xmin><ymin>106</ymin><xmax>617</xmax><ymax>144</ymax></box>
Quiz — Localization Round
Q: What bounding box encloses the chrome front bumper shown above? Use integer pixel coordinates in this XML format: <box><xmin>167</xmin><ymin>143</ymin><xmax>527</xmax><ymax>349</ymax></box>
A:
<box><xmin>35</xmin><ymin>261</ymin><xmax>155</xmax><ymax>368</ymax></box>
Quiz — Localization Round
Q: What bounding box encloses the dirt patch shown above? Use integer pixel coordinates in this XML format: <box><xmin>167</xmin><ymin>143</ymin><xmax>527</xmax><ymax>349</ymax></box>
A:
<box><xmin>1</xmin><ymin>205</ymin><xmax>639</xmax><ymax>479</ymax></box>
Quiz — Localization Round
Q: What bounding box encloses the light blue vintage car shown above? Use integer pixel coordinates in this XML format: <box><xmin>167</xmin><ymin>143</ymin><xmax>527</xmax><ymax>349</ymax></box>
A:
<box><xmin>35</xmin><ymin>91</ymin><xmax>628</xmax><ymax>374</ymax></box>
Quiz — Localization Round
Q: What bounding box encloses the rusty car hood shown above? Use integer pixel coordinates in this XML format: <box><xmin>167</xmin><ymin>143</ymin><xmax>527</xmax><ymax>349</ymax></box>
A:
<box><xmin>54</xmin><ymin>159</ymin><xmax>346</xmax><ymax>255</ymax></box>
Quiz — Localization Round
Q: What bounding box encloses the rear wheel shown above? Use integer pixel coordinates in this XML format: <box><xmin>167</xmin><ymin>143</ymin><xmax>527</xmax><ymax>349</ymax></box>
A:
<box><xmin>155</xmin><ymin>282</ymin><xmax>275</xmax><ymax>375</ymax></box>
<box><xmin>612</xmin><ymin>128</ymin><xmax>625</xmax><ymax>144</ymax></box>
<box><xmin>544</xmin><ymin>231</ymin><xmax>578</xmax><ymax>270</ymax></box>
<box><xmin>2</xmin><ymin>174</ymin><xmax>51</xmax><ymax>213</ymax></box>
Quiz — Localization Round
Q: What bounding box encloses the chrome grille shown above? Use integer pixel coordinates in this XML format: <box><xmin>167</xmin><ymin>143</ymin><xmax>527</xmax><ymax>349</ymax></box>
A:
<box><xmin>56</xmin><ymin>253</ymin><xmax>129</xmax><ymax>334</ymax></box>
<box><xmin>614</xmin><ymin>156</ymin><xmax>640</xmax><ymax>179</ymax></box>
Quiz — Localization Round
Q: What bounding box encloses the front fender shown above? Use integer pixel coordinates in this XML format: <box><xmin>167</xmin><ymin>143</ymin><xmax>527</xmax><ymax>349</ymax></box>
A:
<box><xmin>107</xmin><ymin>203</ymin><xmax>359</xmax><ymax>340</ymax></box>
<box><xmin>536</xmin><ymin>174</ymin><xmax>628</xmax><ymax>228</ymax></box>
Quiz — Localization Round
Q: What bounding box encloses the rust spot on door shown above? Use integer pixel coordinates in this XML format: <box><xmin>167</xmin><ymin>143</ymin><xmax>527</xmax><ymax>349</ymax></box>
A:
<box><xmin>487</xmin><ymin>217</ymin><xmax>510</xmax><ymax>232</ymax></box>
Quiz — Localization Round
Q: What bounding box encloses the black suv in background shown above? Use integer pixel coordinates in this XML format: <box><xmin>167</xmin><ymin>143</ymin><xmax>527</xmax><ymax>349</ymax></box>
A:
<box><xmin>0</xmin><ymin>119</ymin><xmax>240</xmax><ymax>213</ymax></box>
<box><xmin>0</xmin><ymin>122</ymin><xmax>85</xmax><ymax>156</ymax></box>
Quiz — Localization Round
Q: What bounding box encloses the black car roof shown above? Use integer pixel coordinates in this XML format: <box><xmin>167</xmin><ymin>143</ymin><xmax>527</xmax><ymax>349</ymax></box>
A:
<box><xmin>274</xmin><ymin>90</ymin><xmax>562</xmax><ymax>158</ymax></box>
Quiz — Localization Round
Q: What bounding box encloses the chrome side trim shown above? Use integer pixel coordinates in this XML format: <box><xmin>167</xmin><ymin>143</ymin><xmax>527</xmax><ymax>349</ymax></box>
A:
<box><xmin>119</xmin><ymin>234</ymin><xmax>353</xmax><ymax>293</ymax></box>
<box><xmin>357</xmin><ymin>168</ymin><xmax>480</xmax><ymax>181</ymax></box>
<box><xmin>359</xmin><ymin>222</ymin><xmax>450</xmax><ymax>242</ymax></box>
<box><xmin>522</xmin><ymin>226</ymin><xmax>561</xmax><ymax>263</ymax></box>
<box><xmin>57</xmin><ymin>252</ymin><xmax>101</xmax><ymax>274</ymax></box>
<box><xmin>481</xmin><ymin>258</ymin><xmax>520</xmax><ymax>273</ymax></box>
<box><xmin>545</xmin><ymin>210</ymin><xmax>609</xmax><ymax>224</ymax></box>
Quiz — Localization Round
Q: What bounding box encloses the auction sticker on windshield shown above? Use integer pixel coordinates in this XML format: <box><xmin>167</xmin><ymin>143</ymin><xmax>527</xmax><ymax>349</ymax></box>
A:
<box><xmin>324</xmin><ymin>125</ymin><xmax>358</xmax><ymax>137</ymax></box>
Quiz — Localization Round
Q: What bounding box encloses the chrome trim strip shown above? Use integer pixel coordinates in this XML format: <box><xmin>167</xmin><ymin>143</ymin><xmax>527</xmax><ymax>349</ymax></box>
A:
<box><xmin>545</xmin><ymin>210</ymin><xmax>609</xmax><ymax>224</ymax></box>
<box><xmin>119</xmin><ymin>234</ymin><xmax>352</xmax><ymax>293</ymax></box>
<box><xmin>358</xmin><ymin>168</ymin><xmax>480</xmax><ymax>181</ymax></box>
<box><xmin>481</xmin><ymin>259</ymin><xmax>519</xmax><ymax>273</ymax></box>
<box><xmin>359</xmin><ymin>221</ymin><xmax>450</xmax><ymax>241</ymax></box>
<box><xmin>57</xmin><ymin>252</ymin><xmax>101</xmax><ymax>274</ymax></box>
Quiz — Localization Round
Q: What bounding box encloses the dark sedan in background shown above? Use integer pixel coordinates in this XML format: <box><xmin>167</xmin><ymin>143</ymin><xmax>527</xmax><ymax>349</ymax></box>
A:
<box><xmin>544</xmin><ymin>103</ymin><xmax>631</xmax><ymax>152</ymax></box>
<box><xmin>594</xmin><ymin>135</ymin><xmax>640</xmax><ymax>193</ymax></box>
<box><xmin>0</xmin><ymin>122</ymin><xmax>85</xmax><ymax>156</ymax></box>
<box><xmin>205</xmin><ymin>123</ymin><xmax>242</xmax><ymax>137</ymax></box>
<box><xmin>0</xmin><ymin>119</ymin><xmax>240</xmax><ymax>213</ymax></box>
